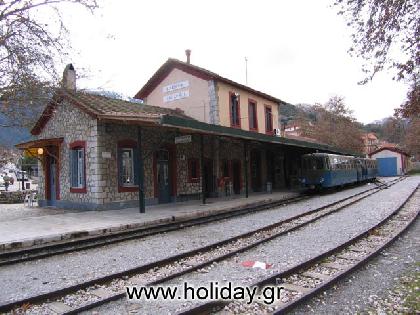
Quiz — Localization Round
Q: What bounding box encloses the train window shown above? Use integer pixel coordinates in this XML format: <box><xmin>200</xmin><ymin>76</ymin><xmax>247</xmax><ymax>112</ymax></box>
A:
<box><xmin>302</xmin><ymin>158</ymin><xmax>308</xmax><ymax>170</ymax></box>
<box><xmin>316</xmin><ymin>158</ymin><xmax>324</xmax><ymax>170</ymax></box>
<box><xmin>302</xmin><ymin>158</ymin><xmax>307</xmax><ymax>170</ymax></box>
<box><xmin>302</xmin><ymin>157</ymin><xmax>324</xmax><ymax>170</ymax></box>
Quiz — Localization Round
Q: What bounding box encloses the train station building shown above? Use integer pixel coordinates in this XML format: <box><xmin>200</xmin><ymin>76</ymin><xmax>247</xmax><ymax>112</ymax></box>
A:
<box><xmin>17</xmin><ymin>56</ymin><xmax>349</xmax><ymax>210</ymax></box>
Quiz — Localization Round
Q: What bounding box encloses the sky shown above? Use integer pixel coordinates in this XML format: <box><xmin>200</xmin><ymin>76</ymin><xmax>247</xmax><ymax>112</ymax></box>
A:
<box><xmin>53</xmin><ymin>0</ymin><xmax>409</xmax><ymax>124</ymax></box>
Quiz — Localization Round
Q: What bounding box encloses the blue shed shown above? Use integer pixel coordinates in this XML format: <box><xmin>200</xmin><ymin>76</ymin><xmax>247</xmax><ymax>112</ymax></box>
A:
<box><xmin>369</xmin><ymin>147</ymin><xmax>410</xmax><ymax>176</ymax></box>
<box><xmin>376</xmin><ymin>157</ymin><xmax>397</xmax><ymax>176</ymax></box>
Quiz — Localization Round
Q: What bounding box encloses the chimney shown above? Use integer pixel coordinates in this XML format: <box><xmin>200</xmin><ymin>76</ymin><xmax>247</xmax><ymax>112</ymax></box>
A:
<box><xmin>62</xmin><ymin>63</ymin><xmax>76</xmax><ymax>91</ymax></box>
<box><xmin>185</xmin><ymin>49</ymin><xmax>191</xmax><ymax>64</ymax></box>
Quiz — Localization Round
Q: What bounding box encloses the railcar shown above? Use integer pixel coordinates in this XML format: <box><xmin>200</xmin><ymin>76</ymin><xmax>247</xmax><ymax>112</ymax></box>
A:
<box><xmin>300</xmin><ymin>153</ymin><xmax>377</xmax><ymax>189</ymax></box>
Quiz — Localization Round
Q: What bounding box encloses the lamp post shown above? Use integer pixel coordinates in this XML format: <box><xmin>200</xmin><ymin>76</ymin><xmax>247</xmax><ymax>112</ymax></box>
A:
<box><xmin>20</xmin><ymin>156</ymin><xmax>25</xmax><ymax>190</ymax></box>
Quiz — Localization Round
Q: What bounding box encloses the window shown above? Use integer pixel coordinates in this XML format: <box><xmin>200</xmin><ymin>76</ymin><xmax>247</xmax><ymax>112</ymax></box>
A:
<box><xmin>248</xmin><ymin>99</ymin><xmax>258</xmax><ymax>131</ymax></box>
<box><xmin>229</xmin><ymin>92</ymin><xmax>241</xmax><ymax>127</ymax></box>
<box><xmin>188</xmin><ymin>158</ymin><xmax>200</xmax><ymax>182</ymax></box>
<box><xmin>70</xmin><ymin>141</ymin><xmax>86</xmax><ymax>193</ymax></box>
<box><xmin>121</xmin><ymin>148</ymin><xmax>134</xmax><ymax>185</ymax></box>
<box><xmin>117</xmin><ymin>139</ymin><xmax>139</xmax><ymax>192</ymax></box>
<box><xmin>302</xmin><ymin>157</ymin><xmax>324</xmax><ymax>170</ymax></box>
<box><xmin>265</xmin><ymin>106</ymin><xmax>273</xmax><ymax>133</ymax></box>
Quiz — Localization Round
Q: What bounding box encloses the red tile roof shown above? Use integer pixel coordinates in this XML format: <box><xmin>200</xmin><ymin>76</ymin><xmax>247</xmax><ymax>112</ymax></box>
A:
<box><xmin>31</xmin><ymin>89</ymin><xmax>193</xmax><ymax>135</ymax></box>
<box><xmin>369</xmin><ymin>146</ymin><xmax>410</xmax><ymax>157</ymax></box>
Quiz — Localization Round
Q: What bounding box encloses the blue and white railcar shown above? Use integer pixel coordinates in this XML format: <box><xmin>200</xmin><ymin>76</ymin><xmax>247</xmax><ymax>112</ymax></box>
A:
<box><xmin>300</xmin><ymin>153</ymin><xmax>370</xmax><ymax>189</ymax></box>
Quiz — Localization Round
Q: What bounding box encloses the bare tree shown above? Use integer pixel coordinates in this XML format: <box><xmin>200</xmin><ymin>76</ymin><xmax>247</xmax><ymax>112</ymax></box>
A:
<box><xmin>300</xmin><ymin>97</ymin><xmax>364</xmax><ymax>153</ymax></box>
<box><xmin>395</xmin><ymin>77</ymin><xmax>420</xmax><ymax>118</ymax></box>
<box><xmin>334</xmin><ymin>0</ymin><xmax>419</xmax><ymax>83</ymax></box>
<box><xmin>0</xmin><ymin>0</ymin><xmax>98</xmax><ymax>127</ymax></box>
<box><xmin>404</xmin><ymin>118</ymin><xmax>420</xmax><ymax>158</ymax></box>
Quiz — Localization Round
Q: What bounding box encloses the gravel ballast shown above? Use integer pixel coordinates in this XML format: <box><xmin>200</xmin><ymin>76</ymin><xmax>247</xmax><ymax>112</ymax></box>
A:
<box><xmin>291</xmin><ymin>209</ymin><xmax>420</xmax><ymax>314</ymax></box>
<box><xmin>86</xmin><ymin>176</ymin><xmax>419</xmax><ymax>314</ymax></box>
<box><xmin>0</xmin><ymin>179</ymin><xmax>401</xmax><ymax>305</ymax></box>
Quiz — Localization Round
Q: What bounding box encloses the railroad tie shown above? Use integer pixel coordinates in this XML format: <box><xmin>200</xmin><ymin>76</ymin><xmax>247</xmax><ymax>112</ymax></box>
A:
<box><xmin>301</xmin><ymin>271</ymin><xmax>330</xmax><ymax>281</ymax></box>
<box><xmin>322</xmin><ymin>262</ymin><xmax>345</xmax><ymax>270</ymax></box>
<box><xmin>90</xmin><ymin>288</ymin><xmax>113</xmax><ymax>299</ymax></box>
<box><xmin>129</xmin><ymin>276</ymin><xmax>149</xmax><ymax>285</ymax></box>
<box><xmin>281</xmin><ymin>283</ymin><xmax>311</xmax><ymax>293</ymax></box>
<box><xmin>335</xmin><ymin>253</ymin><xmax>359</xmax><ymax>261</ymax></box>
<box><xmin>47</xmin><ymin>301</ymin><xmax>73</xmax><ymax>314</ymax></box>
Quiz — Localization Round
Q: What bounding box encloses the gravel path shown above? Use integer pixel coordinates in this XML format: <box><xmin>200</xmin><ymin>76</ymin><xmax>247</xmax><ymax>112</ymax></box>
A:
<box><xmin>88</xmin><ymin>176</ymin><xmax>419</xmax><ymax>314</ymax></box>
<box><xmin>0</xmin><ymin>180</ymin><xmax>399</xmax><ymax>305</ymax></box>
<box><xmin>291</xmin><ymin>207</ymin><xmax>420</xmax><ymax>314</ymax></box>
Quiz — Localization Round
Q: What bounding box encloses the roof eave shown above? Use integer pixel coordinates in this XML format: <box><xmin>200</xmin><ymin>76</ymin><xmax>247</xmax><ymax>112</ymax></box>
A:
<box><xmin>160</xmin><ymin>115</ymin><xmax>349</xmax><ymax>155</ymax></box>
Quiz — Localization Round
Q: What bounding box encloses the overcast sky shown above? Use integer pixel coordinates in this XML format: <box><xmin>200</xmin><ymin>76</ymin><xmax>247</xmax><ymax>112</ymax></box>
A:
<box><xmin>56</xmin><ymin>0</ymin><xmax>409</xmax><ymax>124</ymax></box>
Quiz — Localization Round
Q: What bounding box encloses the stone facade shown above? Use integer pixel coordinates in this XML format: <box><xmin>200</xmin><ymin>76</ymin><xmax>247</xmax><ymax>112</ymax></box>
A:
<box><xmin>37</xmin><ymin>100</ymin><xmax>100</xmax><ymax>209</ymax></box>
<box><xmin>35</xmin><ymin>99</ymin><xmax>274</xmax><ymax>210</ymax></box>
<box><xmin>208</xmin><ymin>80</ymin><xmax>219</xmax><ymax>125</ymax></box>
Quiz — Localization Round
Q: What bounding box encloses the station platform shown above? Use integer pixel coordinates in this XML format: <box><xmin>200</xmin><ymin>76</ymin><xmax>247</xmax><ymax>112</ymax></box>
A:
<box><xmin>0</xmin><ymin>190</ymin><xmax>300</xmax><ymax>251</ymax></box>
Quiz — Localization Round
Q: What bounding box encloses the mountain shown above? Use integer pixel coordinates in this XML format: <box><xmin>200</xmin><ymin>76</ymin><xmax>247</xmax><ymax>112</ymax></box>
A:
<box><xmin>0</xmin><ymin>113</ymin><xmax>32</xmax><ymax>147</ymax></box>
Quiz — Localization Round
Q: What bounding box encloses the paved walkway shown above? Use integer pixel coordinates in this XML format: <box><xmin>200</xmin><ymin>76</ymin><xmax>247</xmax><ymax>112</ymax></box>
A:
<box><xmin>0</xmin><ymin>190</ymin><xmax>299</xmax><ymax>250</ymax></box>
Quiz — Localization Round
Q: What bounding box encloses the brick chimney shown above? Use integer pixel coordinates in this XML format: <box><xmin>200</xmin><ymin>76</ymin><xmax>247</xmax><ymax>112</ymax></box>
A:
<box><xmin>185</xmin><ymin>49</ymin><xmax>191</xmax><ymax>64</ymax></box>
<box><xmin>62</xmin><ymin>64</ymin><xmax>76</xmax><ymax>91</ymax></box>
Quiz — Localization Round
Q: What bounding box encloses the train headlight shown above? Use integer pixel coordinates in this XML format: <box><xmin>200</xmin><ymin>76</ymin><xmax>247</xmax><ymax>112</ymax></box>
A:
<box><xmin>319</xmin><ymin>177</ymin><xmax>324</xmax><ymax>183</ymax></box>
<box><xmin>301</xmin><ymin>178</ymin><xmax>306</xmax><ymax>183</ymax></box>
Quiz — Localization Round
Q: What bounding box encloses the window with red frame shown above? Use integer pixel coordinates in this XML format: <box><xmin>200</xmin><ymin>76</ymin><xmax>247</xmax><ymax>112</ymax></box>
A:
<box><xmin>117</xmin><ymin>140</ymin><xmax>139</xmax><ymax>192</ymax></box>
<box><xmin>188</xmin><ymin>158</ymin><xmax>200</xmax><ymax>182</ymax></box>
<box><xmin>70</xmin><ymin>141</ymin><xmax>86</xmax><ymax>193</ymax></box>
<box><xmin>230</xmin><ymin>92</ymin><xmax>240</xmax><ymax>127</ymax></box>
<box><xmin>248</xmin><ymin>100</ymin><xmax>258</xmax><ymax>131</ymax></box>
<box><xmin>265</xmin><ymin>106</ymin><xmax>273</xmax><ymax>133</ymax></box>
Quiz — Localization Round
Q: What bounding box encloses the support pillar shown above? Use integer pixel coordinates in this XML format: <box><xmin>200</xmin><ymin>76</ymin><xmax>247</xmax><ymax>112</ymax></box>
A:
<box><xmin>138</xmin><ymin>126</ymin><xmax>145</xmax><ymax>213</ymax></box>
<box><xmin>244</xmin><ymin>140</ymin><xmax>249</xmax><ymax>198</ymax></box>
<box><xmin>200</xmin><ymin>134</ymin><xmax>206</xmax><ymax>204</ymax></box>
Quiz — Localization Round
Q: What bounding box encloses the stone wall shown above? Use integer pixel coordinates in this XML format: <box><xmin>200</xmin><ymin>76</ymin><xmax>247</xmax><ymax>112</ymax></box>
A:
<box><xmin>96</xmin><ymin>124</ymin><xmax>174</xmax><ymax>206</ymax></box>
<box><xmin>208</xmin><ymin>80</ymin><xmax>219</xmax><ymax>125</ymax></box>
<box><xmin>96</xmin><ymin>125</ymin><xmax>208</xmax><ymax>207</ymax></box>
<box><xmin>35</xmin><ymin>101</ymin><xmax>272</xmax><ymax>210</ymax></box>
<box><xmin>36</xmin><ymin>100</ymin><xmax>99</xmax><ymax>208</ymax></box>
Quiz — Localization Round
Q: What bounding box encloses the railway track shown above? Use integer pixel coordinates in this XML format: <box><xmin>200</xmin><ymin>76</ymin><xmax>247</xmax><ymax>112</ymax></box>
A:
<box><xmin>0</xmin><ymin>179</ymin><xmax>389</xmax><ymax>267</ymax></box>
<box><xmin>180</xmin><ymin>183</ymin><xmax>419</xmax><ymax>315</ymax></box>
<box><xmin>0</xmin><ymin>194</ymin><xmax>310</xmax><ymax>267</ymax></box>
<box><xmin>1</xmin><ymin>178</ymin><xmax>404</xmax><ymax>314</ymax></box>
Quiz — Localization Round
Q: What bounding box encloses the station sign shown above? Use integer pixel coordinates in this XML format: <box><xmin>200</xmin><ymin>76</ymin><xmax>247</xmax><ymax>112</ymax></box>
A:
<box><xmin>163</xmin><ymin>80</ymin><xmax>189</xmax><ymax>93</ymax></box>
<box><xmin>163</xmin><ymin>90</ymin><xmax>190</xmax><ymax>103</ymax></box>
<box><xmin>175</xmin><ymin>135</ymin><xmax>192</xmax><ymax>144</ymax></box>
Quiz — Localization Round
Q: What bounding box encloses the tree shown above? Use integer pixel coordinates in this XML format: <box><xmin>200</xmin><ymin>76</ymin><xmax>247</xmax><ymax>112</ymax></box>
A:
<box><xmin>0</xmin><ymin>0</ymin><xmax>98</xmax><ymax>127</ymax></box>
<box><xmin>404</xmin><ymin>118</ymin><xmax>420</xmax><ymax>158</ymax></box>
<box><xmin>395</xmin><ymin>78</ymin><xmax>420</xmax><ymax>118</ymax></box>
<box><xmin>300</xmin><ymin>96</ymin><xmax>364</xmax><ymax>153</ymax></box>
<box><xmin>381</xmin><ymin>117</ymin><xmax>406</xmax><ymax>144</ymax></box>
<box><xmin>334</xmin><ymin>0</ymin><xmax>419</xmax><ymax>83</ymax></box>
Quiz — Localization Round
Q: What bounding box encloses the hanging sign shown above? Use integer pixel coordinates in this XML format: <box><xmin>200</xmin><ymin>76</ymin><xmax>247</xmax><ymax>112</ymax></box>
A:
<box><xmin>175</xmin><ymin>135</ymin><xmax>192</xmax><ymax>144</ymax></box>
